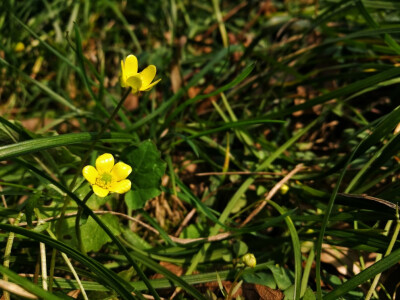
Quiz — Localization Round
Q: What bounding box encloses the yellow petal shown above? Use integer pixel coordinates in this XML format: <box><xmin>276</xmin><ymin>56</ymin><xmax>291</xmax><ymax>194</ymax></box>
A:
<box><xmin>124</xmin><ymin>54</ymin><xmax>138</xmax><ymax>78</ymax></box>
<box><xmin>111</xmin><ymin>162</ymin><xmax>132</xmax><ymax>181</ymax></box>
<box><xmin>142</xmin><ymin>78</ymin><xmax>161</xmax><ymax>91</ymax></box>
<box><xmin>139</xmin><ymin>65</ymin><xmax>156</xmax><ymax>88</ymax></box>
<box><xmin>121</xmin><ymin>60</ymin><xmax>127</xmax><ymax>87</ymax></box>
<box><xmin>82</xmin><ymin>165</ymin><xmax>98</xmax><ymax>185</ymax></box>
<box><xmin>96</xmin><ymin>153</ymin><xmax>114</xmax><ymax>173</ymax></box>
<box><xmin>126</xmin><ymin>75</ymin><xmax>142</xmax><ymax>92</ymax></box>
<box><xmin>92</xmin><ymin>185</ymin><xmax>109</xmax><ymax>197</ymax></box>
<box><xmin>109</xmin><ymin>180</ymin><xmax>131</xmax><ymax>194</ymax></box>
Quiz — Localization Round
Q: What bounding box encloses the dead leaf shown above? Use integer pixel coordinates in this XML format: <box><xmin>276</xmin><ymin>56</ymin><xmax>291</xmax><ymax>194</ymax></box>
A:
<box><xmin>171</xmin><ymin>63</ymin><xmax>182</xmax><ymax>93</ymax></box>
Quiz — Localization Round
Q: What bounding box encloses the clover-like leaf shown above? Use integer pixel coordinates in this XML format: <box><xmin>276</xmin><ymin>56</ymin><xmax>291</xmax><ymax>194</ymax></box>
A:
<box><xmin>124</xmin><ymin>140</ymin><xmax>166</xmax><ymax>210</ymax></box>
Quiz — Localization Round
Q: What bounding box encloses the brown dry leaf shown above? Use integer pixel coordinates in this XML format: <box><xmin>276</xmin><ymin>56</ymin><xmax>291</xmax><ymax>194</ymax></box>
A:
<box><xmin>253</xmin><ymin>284</ymin><xmax>284</xmax><ymax>300</ymax></box>
<box><xmin>67</xmin><ymin>290</ymin><xmax>80</xmax><ymax>298</ymax></box>
<box><xmin>170</xmin><ymin>62</ymin><xmax>182</xmax><ymax>93</ymax></box>
<box><xmin>196</xmin><ymin>85</ymin><xmax>217</xmax><ymax>115</ymax></box>
<box><xmin>188</xmin><ymin>86</ymin><xmax>201</xmax><ymax>99</ymax></box>
<box><xmin>21</xmin><ymin>118</ymin><xmax>53</xmax><ymax>132</ymax></box>
<box><xmin>321</xmin><ymin>243</ymin><xmax>376</xmax><ymax>276</ymax></box>
<box><xmin>152</xmin><ymin>262</ymin><xmax>184</xmax><ymax>279</ymax></box>
<box><xmin>201</xmin><ymin>281</ymin><xmax>283</xmax><ymax>300</ymax></box>
<box><xmin>123</xmin><ymin>93</ymin><xmax>139</xmax><ymax>111</ymax></box>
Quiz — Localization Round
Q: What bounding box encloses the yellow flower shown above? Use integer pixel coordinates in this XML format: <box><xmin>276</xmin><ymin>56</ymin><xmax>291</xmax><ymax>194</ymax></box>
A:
<box><xmin>120</xmin><ymin>54</ymin><xmax>161</xmax><ymax>93</ymax></box>
<box><xmin>82</xmin><ymin>153</ymin><xmax>132</xmax><ymax>198</ymax></box>
<box><xmin>242</xmin><ymin>253</ymin><xmax>257</xmax><ymax>268</ymax></box>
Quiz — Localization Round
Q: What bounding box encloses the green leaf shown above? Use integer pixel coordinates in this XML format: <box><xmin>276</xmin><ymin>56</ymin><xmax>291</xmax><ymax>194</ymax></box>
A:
<box><xmin>59</xmin><ymin>213</ymin><xmax>122</xmax><ymax>252</ymax></box>
<box><xmin>242</xmin><ymin>271</ymin><xmax>276</xmax><ymax>289</ymax></box>
<box><xmin>267</xmin><ymin>265</ymin><xmax>292</xmax><ymax>291</ymax></box>
<box><xmin>284</xmin><ymin>285</ymin><xmax>295</xmax><ymax>300</ymax></box>
<box><xmin>302</xmin><ymin>288</ymin><xmax>316</xmax><ymax>300</ymax></box>
<box><xmin>124</xmin><ymin>140</ymin><xmax>166</xmax><ymax>209</ymax></box>
<box><xmin>233</xmin><ymin>241</ymin><xmax>248</xmax><ymax>257</ymax></box>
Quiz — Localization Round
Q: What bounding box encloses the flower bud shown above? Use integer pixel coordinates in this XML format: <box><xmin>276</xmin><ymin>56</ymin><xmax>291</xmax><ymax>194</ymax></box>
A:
<box><xmin>242</xmin><ymin>253</ymin><xmax>256</xmax><ymax>268</ymax></box>
<box><xmin>14</xmin><ymin>42</ymin><xmax>25</xmax><ymax>52</ymax></box>
<box><xmin>280</xmin><ymin>184</ymin><xmax>289</xmax><ymax>195</ymax></box>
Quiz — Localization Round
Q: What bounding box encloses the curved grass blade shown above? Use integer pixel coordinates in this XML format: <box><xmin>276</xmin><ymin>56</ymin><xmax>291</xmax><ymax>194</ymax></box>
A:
<box><xmin>43</xmin><ymin>262</ymin><xmax>274</xmax><ymax>292</ymax></box>
<box><xmin>315</xmin><ymin>135</ymin><xmax>364</xmax><ymax>299</ymax></box>
<box><xmin>268</xmin><ymin>200</ymin><xmax>302</xmax><ymax>300</ymax></box>
<box><xmin>0</xmin><ymin>132</ymin><xmax>136</xmax><ymax>161</ymax></box>
<box><xmin>0</xmin><ymin>224</ymin><xmax>135</xmax><ymax>299</ymax></box>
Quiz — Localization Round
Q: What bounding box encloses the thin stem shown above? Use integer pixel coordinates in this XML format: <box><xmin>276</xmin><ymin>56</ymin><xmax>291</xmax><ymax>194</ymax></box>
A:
<box><xmin>2</xmin><ymin>212</ymin><xmax>23</xmax><ymax>300</ymax></box>
<box><xmin>46</xmin><ymin>229</ymin><xmax>89</xmax><ymax>300</ymax></box>
<box><xmin>75</xmin><ymin>190</ymin><xmax>93</xmax><ymax>254</ymax></box>
<box><xmin>69</xmin><ymin>87</ymin><xmax>132</xmax><ymax>190</ymax></box>
<box><xmin>39</xmin><ymin>242</ymin><xmax>48</xmax><ymax>290</ymax></box>
<box><xmin>227</xmin><ymin>268</ymin><xmax>245</xmax><ymax>300</ymax></box>
<box><xmin>365</xmin><ymin>213</ymin><xmax>400</xmax><ymax>300</ymax></box>
<box><xmin>34</xmin><ymin>208</ymin><xmax>48</xmax><ymax>291</ymax></box>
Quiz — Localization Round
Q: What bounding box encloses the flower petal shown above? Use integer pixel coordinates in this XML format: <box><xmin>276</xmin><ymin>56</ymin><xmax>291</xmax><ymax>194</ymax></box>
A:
<box><xmin>82</xmin><ymin>165</ymin><xmax>98</xmax><ymax>185</ymax></box>
<box><xmin>109</xmin><ymin>180</ymin><xmax>131</xmax><ymax>194</ymax></box>
<box><xmin>96</xmin><ymin>153</ymin><xmax>114</xmax><ymax>173</ymax></box>
<box><xmin>120</xmin><ymin>60</ymin><xmax>127</xmax><ymax>87</ymax></box>
<box><xmin>92</xmin><ymin>185</ymin><xmax>109</xmax><ymax>197</ymax></box>
<box><xmin>124</xmin><ymin>54</ymin><xmax>138</xmax><ymax>78</ymax></box>
<box><xmin>126</xmin><ymin>75</ymin><xmax>142</xmax><ymax>93</ymax></box>
<box><xmin>142</xmin><ymin>78</ymin><xmax>161</xmax><ymax>91</ymax></box>
<box><xmin>139</xmin><ymin>65</ymin><xmax>156</xmax><ymax>88</ymax></box>
<box><xmin>111</xmin><ymin>162</ymin><xmax>132</xmax><ymax>181</ymax></box>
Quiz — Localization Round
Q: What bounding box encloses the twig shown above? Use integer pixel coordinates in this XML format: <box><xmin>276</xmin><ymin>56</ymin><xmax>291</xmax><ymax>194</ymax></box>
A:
<box><xmin>240</xmin><ymin>164</ymin><xmax>304</xmax><ymax>227</ymax></box>
<box><xmin>195</xmin><ymin>171</ymin><xmax>286</xmax><ymax>176</ymax></box>
<box><xmin>174</xmin><ymin>208</ymin><xmax>196</xmax><ymax>237</ymax></box>
<box><xmin>0</xmin><ymin>279</ymin><xmax>37</xmax><ymax>299</ymax></box>
<box><xmin>18</xmin><ymin>210</ymin><xmax>231</xmax><ymax>245</ymax></box>
<box><xmin>338</xmin><ymin>193</ymin><xmax>397</xmax><ymax>210</ymax></box>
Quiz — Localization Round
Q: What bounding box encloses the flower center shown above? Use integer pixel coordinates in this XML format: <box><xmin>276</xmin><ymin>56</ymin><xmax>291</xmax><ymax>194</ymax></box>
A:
<box><xmin>96</xmin><ymin>172</ymin><xmax>113</xmax><ymax>188</ymax></box>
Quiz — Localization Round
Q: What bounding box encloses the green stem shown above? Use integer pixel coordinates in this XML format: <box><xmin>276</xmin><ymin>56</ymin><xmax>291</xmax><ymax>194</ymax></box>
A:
<box><xmin>227</xmin><ymin>268</ymin><xmax>245</xmax><ymax>300</ymax></box>
<box><xmin>75</xmin><ymin>190</ymin><xmax>94</xmax><ymax>254</ymax></box>
<box><xmin>48</xmin><ymin>249</ymin><xmax>57</xmax><ymax>293</ymax></box>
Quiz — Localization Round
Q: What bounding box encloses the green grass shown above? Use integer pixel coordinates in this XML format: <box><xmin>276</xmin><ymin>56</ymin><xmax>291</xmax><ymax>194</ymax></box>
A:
<box><xmin>1</xmin><ymin>0</ymin><xmax>400</xmax><ymax>299</ymax></box>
